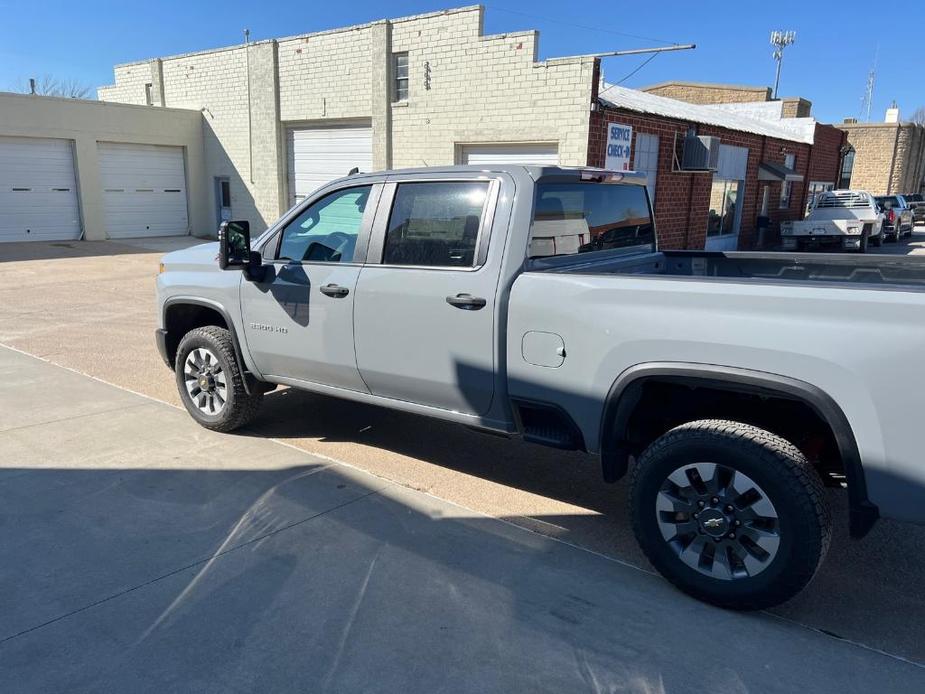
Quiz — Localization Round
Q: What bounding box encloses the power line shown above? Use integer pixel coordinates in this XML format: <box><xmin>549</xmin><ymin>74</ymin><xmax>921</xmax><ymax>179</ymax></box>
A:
<box><xmin>615</xmin><ymin>52</ymin><xmax>660</xmax><ymax>84</ymax></box>
<box><xmin>492</xmin><ymin>6</ymin><xmax>681</xmax><ymax>46</ymax></box>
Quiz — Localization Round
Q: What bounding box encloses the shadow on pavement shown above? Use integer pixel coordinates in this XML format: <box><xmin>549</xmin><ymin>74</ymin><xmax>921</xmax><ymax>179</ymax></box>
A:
<box><xmin>2</xmin><ymin>462</ymin><xmax>920</xmax><ymax>693</ymax></box>
<box><xmin>240</xmin><ymin>386</ymin><xmax>925</xmax><ymax>666</ymax></box>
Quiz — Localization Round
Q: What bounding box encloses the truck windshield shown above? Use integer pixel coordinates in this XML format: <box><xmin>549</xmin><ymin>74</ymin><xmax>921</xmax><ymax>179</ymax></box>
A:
<box><xmin>529</xmin><ymin>182</ymin><xmax>654</xmax><ymax>258</ymax></box>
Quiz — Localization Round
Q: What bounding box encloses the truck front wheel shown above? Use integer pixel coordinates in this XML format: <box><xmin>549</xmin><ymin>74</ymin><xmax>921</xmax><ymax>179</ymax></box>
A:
<box><xmin>175</xmin><ymin>326</ymin><xmax>263</xmax><ymax>432</ymax></box>
<box><xmin>630</xmin><ymin>420</ymin><xmax>831</xmax><ymax>610</ymax></box>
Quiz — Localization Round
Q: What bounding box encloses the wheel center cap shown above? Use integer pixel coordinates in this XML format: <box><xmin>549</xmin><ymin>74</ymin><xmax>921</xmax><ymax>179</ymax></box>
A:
<box><xmin>198</xmin><ymin>374</ymin><xmax>212</xmax><ymax>391</ymax></box>
<box><xmin>699</xmin><ymin>509</ymin><xmax>729</xmax><ymax>537</ymax></box>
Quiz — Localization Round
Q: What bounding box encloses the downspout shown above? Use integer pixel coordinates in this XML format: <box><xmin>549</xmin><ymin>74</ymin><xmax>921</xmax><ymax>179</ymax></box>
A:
<box><xmin>799</xmin><ymin>133</ymin><xmax>814</xmax><ymax>216</ymax></box>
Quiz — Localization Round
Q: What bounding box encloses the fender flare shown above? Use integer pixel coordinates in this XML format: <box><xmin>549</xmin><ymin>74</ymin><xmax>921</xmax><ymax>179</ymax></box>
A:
<box><xmin>162</xmin><ymin>297</ymin><xmax>258</xmax><ymax>395</ymax></box>
<box><xmin>599</xmin><ymin>362</ymin><xmax>878</xmax><ymax>537</ymax></box>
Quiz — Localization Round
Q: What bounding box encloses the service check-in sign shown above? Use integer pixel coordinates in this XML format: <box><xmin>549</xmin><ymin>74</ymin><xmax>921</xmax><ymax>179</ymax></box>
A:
<box><xmin>605</xmin><ymin>122</ymin><xmax>633</xmax><ymax>171</ymax></box>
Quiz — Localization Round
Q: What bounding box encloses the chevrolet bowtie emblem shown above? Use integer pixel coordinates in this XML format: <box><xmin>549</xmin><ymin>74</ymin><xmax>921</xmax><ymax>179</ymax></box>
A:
<box><xmin>703</xmin><ymin>518</ymin><xmax>724</xmax><ymax>529</ymax></box>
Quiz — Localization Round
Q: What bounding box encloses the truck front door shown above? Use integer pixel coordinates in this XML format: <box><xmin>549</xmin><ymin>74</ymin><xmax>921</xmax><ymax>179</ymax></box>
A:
<box><xmin>353</xmin><ymin>176</ymin><xmax>503</xmax><ymax>415</ymax></box>
<box><xmin>240</xmin><ymin>184</ymin><xmax>379</xmax><ymax>391</ymax></box>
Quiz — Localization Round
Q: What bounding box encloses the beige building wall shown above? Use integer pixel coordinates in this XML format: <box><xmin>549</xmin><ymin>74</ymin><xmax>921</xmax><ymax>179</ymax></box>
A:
<box><xmin>0</xmin><ymin>91</ymin><xmax>208</xmax><ymax>240</ymax></box>
<box><xmin>642</xmin><ymin>81</ymin><xmax>772</xmax><ymax>104</ymax></box>
<box><xmin>837</xmin><ymin>122</ymin><xmax>925</xmax><ymax>195</ymax></box>
<box><xmin>388</xmin><ymin>10</ymin><xmax>594</xmax><ymax>169</ymax></box>
<box><xmin>98</xmin><ymin>6</ymin><xmax>595</xmax><ymax>231</ymax></box>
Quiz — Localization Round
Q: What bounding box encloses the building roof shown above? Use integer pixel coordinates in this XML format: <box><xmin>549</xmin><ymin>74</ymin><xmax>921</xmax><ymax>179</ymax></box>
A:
<box><xmin>598</xmin><ymin>84</ymin><xmax>816</xmax><ymax>144</ymax></box>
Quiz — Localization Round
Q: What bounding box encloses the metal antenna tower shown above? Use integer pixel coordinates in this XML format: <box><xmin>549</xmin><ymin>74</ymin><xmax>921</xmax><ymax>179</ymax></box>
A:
<box><xmin>770</xmin><ymin>30</ymin><xmax>796</xmax><ymax>99</ymax></box>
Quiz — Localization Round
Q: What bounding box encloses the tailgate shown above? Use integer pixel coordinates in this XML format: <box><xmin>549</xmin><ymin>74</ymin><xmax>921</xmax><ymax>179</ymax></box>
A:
<box><xmin>781</xmin><ymin>219</ymin><xmax>865</xmax><ymax>237</ymax></box>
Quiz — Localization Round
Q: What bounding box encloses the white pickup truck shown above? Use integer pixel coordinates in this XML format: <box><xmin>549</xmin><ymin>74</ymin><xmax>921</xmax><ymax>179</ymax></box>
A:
<box><xmin>156</xmin><ymin>166</ymin><xmax>925</xmax><ymax>610</ymax></box>
<box><xmin>780</xmin><ymin>190</ymin><xmax>883</xmax><ymax>252</ymax></box>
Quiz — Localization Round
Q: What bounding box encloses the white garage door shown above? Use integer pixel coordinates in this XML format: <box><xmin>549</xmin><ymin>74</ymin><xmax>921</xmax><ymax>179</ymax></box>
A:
<box><xmin>99</xmin><ymin>142</ymin><xmax>189</xmax><ymax>239</ymax></box>
<box><xmin>287</xmin><ymin>125</ymin><xmax>373</xmax><ymax>206</ymax></box>
<box><xmin>462</xmin><ymin>143</ymin><xmax>559</xmax><ymax>166</ymax></box>
<box><xmin>0</xmin><ymin>136</ymin><xmax>80</xmax><ymax>243</ymax></box>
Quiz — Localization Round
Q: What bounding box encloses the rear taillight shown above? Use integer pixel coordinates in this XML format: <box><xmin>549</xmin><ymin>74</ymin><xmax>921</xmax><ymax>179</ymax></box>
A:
<box><xmin>888</xmin><ymin>209</ymin><xmax>895</xmax><ymax>223</ymax></box>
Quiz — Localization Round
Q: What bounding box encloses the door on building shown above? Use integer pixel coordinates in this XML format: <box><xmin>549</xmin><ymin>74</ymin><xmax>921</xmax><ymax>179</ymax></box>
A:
<box><xmin>633</xmin><ymin>133</ymin><xmax>659</xmax><ymax>205</ymax></box>
<box><xmin>353</xmin><ymin>175</ymin><xmax>501</xmax><ymax>416</ymax></box>
<box><xmin>98</xmin><ymin>142</ymin><xmax>189</xmax><ymax>239</ymax></box>
<box><xmin>215</xmin><ymin>177</ymin><xmax>231</xmax><ymax>231</ymax></box>
<box><xmin>240</xmin><ymin>183</ymin><xmax>379</xmax><ymax>391</ymax></box>
<box><xmin>460</xmin><ymin>143</ymin><xmax>559</xmax><ymax>166</ymax></box>
<box><xmin>0</xmin><ymin>136</ymin><xmax>80</xmax><ymax>243</ymax></box>
<box><xmin>286</xmin><ymin>125</ymin><xmax>373</xmax><ymax>207</ymax></box>
<box><xmin>706</xmin><ymin>145</ymin><xmax>749</xmax><ymax>252</ymax></box>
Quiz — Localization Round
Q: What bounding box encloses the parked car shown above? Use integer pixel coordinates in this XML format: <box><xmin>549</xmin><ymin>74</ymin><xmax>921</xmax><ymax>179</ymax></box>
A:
<box><xmin>903</xmin><ymin>193</ymin><xmax>925</xmax><ymax>226</ymax></box>
<box><xmin>780</xmin><ymin>189</ymin><xmax>883</xmax><ymax>252</ymax></box>
<box><xmin>156</xmin><ymin>165</ymin><xmax>925</xmax><ymax>610</ymax></box>
<box><xmin>875</xmin><ymin>194</ymin><xmax>915</xmax><ymax>241</ymax></box>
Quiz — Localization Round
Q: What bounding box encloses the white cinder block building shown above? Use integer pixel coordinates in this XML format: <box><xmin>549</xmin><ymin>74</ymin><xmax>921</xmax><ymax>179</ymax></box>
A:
<box><xmin>98</xmin><ymin>5</ymin><xmax>596</xmax><ymax>233</ymax></box>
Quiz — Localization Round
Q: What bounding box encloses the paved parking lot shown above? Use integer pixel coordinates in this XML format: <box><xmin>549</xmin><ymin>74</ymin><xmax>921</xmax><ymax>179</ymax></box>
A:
<box><xmin>3</xmin><ymin>346</ymin><xmax>922</xmax><ymax>693</ymax></box>
<box><xmin>2</xmin><ymin>233</ymin><xmax>925</xmax><ymax>682</ymax></box>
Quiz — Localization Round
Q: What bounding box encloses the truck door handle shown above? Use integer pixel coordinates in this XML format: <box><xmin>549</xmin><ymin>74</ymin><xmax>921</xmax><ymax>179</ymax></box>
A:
<box><xmin>320</xmin><ymin>284</ymin><xmax>350</xmax><ymax>298</ymax></box>
<box><xmin>446</xmin><ymin>293</ymin><xmax>487</xmax><ymax>310</ymax></box>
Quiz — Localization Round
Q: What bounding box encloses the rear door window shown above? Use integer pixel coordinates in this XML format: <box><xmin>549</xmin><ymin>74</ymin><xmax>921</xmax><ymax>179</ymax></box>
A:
<box><xmin>530</xmin><ymin>183</ymin><xmax>654</xmax><ymax>258</ymax></box>
<box><xmin>382</xmin><ymin>181</ymin><xmax>489</xmax><ymax>267</ymax></box>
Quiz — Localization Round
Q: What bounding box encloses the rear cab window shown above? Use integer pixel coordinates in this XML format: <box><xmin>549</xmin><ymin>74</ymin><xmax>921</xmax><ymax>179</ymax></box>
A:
<box><xmin>528</xmin><ymin>181</ymin><xmax>655</xmax><ymax>258</ymax></box>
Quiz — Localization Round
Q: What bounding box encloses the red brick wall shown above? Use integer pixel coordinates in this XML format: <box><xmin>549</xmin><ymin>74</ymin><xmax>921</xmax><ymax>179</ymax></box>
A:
<box><xmin>804</xmin><ymin>123</ymin><xmax>848</xmax><ymax>201</ymax></box>
<box><xmin>588</xmin><ymin>106</ymin><xmax>815</xmax><ymax>250</ymax></box>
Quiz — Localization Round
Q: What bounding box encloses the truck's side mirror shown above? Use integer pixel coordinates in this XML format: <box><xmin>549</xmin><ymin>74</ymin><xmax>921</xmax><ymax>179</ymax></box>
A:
<box><xmin>218</xmin><ymin>220</ymin><xmax>251</xmax><ymax>270</ymax></box>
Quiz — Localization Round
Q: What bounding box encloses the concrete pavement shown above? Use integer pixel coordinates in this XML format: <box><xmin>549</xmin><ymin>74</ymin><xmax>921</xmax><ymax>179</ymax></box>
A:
<box><xmin>2</xmin><ymin>345</ymin><xmax>923</xmax><ymax>693</ymax></box>
<box><xmin>2</xmin><ymin>234</ymin><xmax>925</xmax><ymax>668</ymax></box>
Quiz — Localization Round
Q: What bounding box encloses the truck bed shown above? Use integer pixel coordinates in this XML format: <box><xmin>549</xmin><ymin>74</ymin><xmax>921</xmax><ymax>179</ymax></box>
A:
<box><xmin>510</xmin><ymin>248</ymin><xmax>925</xmax><ymax>525</ymax></box>
<box><xmin>534</xmin><ymin>250</ymin><xmax>925</xmax><ymax>289</ymax></box>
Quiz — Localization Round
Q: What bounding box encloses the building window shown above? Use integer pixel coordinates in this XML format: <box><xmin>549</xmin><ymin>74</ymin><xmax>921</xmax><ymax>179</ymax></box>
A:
<box><xmin>838</xmin><ymin>148</ymin><xmax>855</xmax><ymax>189</ymax></box>
<box><xmin>633</xmin><ymin>133</ymin><xmax>659</xmax><ymax>205</ymax></box>
<box><xmin>779</xmin><ymin>153</ymin><xmax>796</xmax><ymax>209</ymax></box>
<box><xmin>393</xmin><ymin>52</ymin><xmax>409</xmax><ymax>102</ymax></box>
<box><xmin>144</xmin><ymin>83</ymin><xmax>154</xmax><ymax>106</ymax></box>
<box><xmin>708</xmin><ymin>179</ymin><xmax>740</xmax><ymax>237</ymax></box>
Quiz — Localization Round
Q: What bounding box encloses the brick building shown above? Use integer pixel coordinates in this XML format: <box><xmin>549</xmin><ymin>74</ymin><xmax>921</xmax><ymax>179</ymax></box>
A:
<box><xmin>0</xmin><ymin>6</ymin><xmax>847</xmax><ymax>247</ymax></box>
<box><xmin>98</xmin><ymin>5</ymin><xmax>596</xmax><ymax>231</ymax></box>
<box><xmin>589</xmin><ymin>83</ymin><xmax>847</xmax><ymax>250</ymax></box>
<box><xmin>642</xmin><ymin>80</ymin><xmax>925</xmax><ymax>198</ymax></box>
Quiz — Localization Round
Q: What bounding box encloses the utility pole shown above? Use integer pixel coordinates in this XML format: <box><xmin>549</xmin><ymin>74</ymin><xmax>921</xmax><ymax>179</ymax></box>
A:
<box><xmin>770</xmin><ymin>30</ymin><xmax>796</xmax><ymax>100</ymax></box>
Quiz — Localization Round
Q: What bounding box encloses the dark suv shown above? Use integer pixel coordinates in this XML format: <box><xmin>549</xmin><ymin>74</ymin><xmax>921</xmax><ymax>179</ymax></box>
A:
<box><xmin>904</xmin><ymin>193</ymin><xmax>925</xmax><ymax>227</ymax></box>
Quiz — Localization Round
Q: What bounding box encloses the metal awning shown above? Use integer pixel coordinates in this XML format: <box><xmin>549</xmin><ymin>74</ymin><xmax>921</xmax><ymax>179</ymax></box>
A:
<box><xmin>758</xmin><ymin>161</ymin><xmax>804</xmax><ymax>182</ymax></box>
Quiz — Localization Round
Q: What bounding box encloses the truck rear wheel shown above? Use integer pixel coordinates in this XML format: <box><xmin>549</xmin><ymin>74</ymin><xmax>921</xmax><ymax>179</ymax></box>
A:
<box><xmin>175</xmin><ymin>326</ymin><xmax>263</xmax><ymax>432</ymax></box>
<box><xmin>630</xmin><ymin>420</ymin><xmax>831</xmax><ymax>610</ymax></box>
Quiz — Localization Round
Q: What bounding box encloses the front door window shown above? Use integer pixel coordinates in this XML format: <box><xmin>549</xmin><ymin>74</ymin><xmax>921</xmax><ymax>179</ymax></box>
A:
<box><xmin>278</xmin><ymin>186</ymin><xmax>372</xmax><ymax>263</ymax></box>
<box><xmin>708</xmin><ymin>179</ymin><xmax>740</xmax><ymax>237</ymax></box>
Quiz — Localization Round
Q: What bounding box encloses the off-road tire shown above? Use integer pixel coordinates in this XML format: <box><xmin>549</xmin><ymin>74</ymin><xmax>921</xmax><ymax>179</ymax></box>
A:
<box><xmin>175</xmin><ymin>326</ymin><xmax>262</xmax><ymax>432</ymax></box>
<box><xmin>630</xmin><ymin>419</ymin><xmax>832</xmax><ymax>610</ymax></box>
<box><xmin>872</xmin><ymin>230</ymin><xmax>883</xmax><ymax>247</ymax></box>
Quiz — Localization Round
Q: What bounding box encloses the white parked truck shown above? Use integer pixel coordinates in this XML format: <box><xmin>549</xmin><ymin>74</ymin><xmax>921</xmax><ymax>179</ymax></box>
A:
<box><xmin>780</xmin><ymin>190</ymin><xmax>883</xmax><ymax>252</ymax></box>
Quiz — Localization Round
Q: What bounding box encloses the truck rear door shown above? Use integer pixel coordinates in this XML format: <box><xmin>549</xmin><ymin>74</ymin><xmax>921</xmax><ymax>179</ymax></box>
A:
<box><xmin>353</xmin><ymin>172</ymin><xmax>505</xmax><ymax>415</ymax></box>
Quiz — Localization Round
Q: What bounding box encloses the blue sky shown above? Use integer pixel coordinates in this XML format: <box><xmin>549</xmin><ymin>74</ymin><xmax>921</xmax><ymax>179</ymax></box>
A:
<box><xmin>1</xmin><ymin>0</ymin><xmax>918</xmax><ymax>124</ymax></box>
